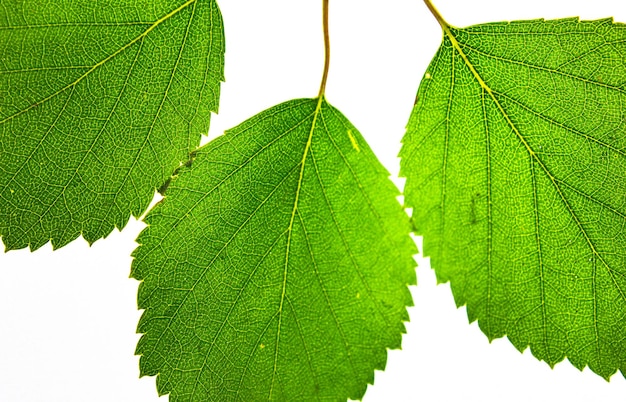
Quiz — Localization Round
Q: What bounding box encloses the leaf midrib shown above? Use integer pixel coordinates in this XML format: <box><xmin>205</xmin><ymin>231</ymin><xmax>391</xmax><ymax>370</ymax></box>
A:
<box><xmin>269</xmin><ymin>96</ymin><xmax>322</xmax><ymax>400</ymax></box>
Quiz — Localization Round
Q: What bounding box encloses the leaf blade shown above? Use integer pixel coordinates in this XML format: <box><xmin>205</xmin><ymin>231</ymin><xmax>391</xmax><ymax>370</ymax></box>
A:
<box><xmin>402</xmin><ymin>17</ymin><xmax>626</xmax><ymax>379</ymax></box>
<box><xmin>132</xmin><ymin>98</ymin><xmax>416</xmax><ymax>401</ymax></box>
<box><xmin>0</xmin><ymin>0</ymin><xmax>224</xmax><ymax>250</ymax></box>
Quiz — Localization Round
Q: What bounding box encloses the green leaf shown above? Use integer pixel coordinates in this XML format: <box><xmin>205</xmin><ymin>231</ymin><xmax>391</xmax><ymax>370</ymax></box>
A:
<box><xmin>401</xmin><ymin>16</ymin><xmax>626</xmax><ymax>379</ymax></box>
<box><xmin>131</xmin><ymin>98</ymin><xmax>416</xmax><ymax>401</ymax></box>
<box><xmin>0</xmin><ymin>0</ymin><xmax>224</xmax><ymax>251</ymax></box>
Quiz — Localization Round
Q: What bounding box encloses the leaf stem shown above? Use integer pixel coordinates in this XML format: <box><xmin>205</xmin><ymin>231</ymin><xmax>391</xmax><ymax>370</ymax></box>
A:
<box><xmin>423</xmin><ymin>0</ymin><xmax>450</xmax><ymax>30</ymax></box>
<box><xmin>318</xmin><ymin>0</ymin><xmax>330</xmax><ymax>98</ymax></box>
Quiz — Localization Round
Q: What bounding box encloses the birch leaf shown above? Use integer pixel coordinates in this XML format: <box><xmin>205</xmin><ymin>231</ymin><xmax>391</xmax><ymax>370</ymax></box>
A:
<box><xmin>0</xmin><ymin>0</ymin><xmax>224</xmax><ymax>250</ymax></box>
<box><xmin>401</xmin><ymin>15</ymin><xmax>626</xmax><ymax>379</ymax></box>
<box><xmin>132</xmin><ymin>98</ymin><xmax>416</xmax><ymax>401</ymax></box>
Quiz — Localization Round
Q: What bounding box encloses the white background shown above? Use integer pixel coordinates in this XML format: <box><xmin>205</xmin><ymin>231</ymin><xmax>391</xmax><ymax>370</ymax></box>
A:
<box><xmin>2</xmin><ymin>0</ymin><xmax>626</xmax><ymax>401</ymax></box>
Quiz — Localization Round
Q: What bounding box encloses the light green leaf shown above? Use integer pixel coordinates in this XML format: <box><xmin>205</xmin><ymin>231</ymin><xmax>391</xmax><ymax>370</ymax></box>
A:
<box><xmin>401</xmin><ymin>15</ymin><xmax>626</xmax><ymax>379</ymax></box>
<box><xmin>131</xmin><ymin>98</ymin><xmax>416</xmax><ymax>401</ymax></box>
<box><xmin>0</xmin><ymin>0</ymin><xmax>224</xmax><ymax>250</ymax></box>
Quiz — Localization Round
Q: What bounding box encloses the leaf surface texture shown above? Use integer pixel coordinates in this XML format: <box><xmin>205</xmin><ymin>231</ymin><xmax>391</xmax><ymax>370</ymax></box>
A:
<box><xmin>132</xmin><ymin>98</ymin><xmax>416</xmax><ymax>401</ymax></box>
<box><xmin>401</xmin><ymin>17</ymin><xmax>626</xmax><ymax>379</ymax></box>
<box><xmin>0</xmin><ymin>0</ymin><xmax>224</xmax><ymax>250</ymax></box>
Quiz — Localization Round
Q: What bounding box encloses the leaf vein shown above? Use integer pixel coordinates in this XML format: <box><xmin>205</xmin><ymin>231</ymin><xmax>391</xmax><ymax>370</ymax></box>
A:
<box><xmin>0</xmin><ymin>0</ymin><xmax>199</xmax><ymax>126</ymax></box>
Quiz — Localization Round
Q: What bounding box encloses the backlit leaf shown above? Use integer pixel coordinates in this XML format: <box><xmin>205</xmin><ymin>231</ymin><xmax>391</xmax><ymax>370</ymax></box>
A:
<box><xmin>0</xmin><ymin>0</ymin><xmax>224</xmax><ymax>250</ymax></box>
<box><xmin>402</xmin><ymin>16</ymin><xmax>626</xmax><ymax>379</ymax></box>
<box><xmin>132</xmin><ymin>98</ymin><xmax>416</xmax><ymax>401</ymax></box>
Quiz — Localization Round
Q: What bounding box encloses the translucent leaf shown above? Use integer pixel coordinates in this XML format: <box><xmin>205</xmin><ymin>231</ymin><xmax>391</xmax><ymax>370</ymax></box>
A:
<box><xmin>401</xmin><ymin>16</ymin><xmax>626</xmax><ymax>379</ymax></box>
<box><xmin>132</xmin><ymin>98</ymin><xmax>416</xmax><ymax>401</ymax></box>
<box><xmin>0</xmin><ymin>0</ymin><xmax>224</xmax><ymax>250</ymax></box>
